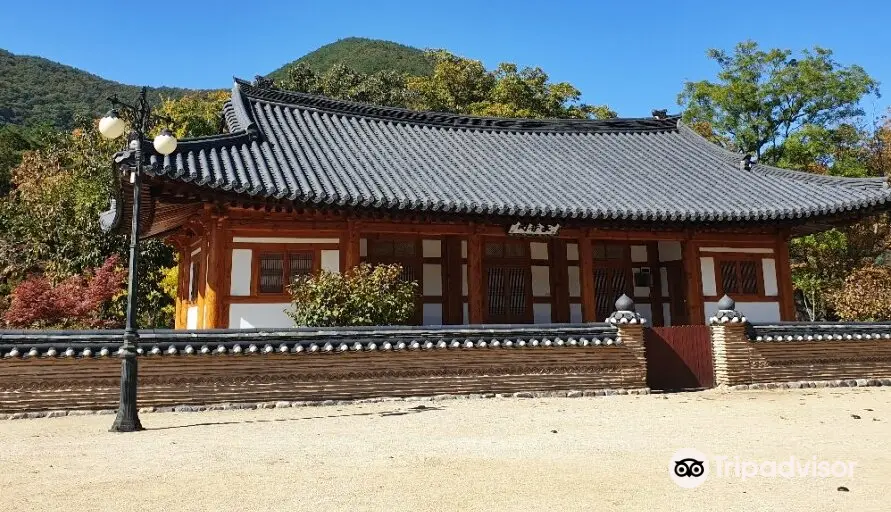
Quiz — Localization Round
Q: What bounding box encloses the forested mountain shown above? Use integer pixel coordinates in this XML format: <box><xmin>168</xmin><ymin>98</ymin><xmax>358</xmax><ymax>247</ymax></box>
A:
<box><xmin>0</xmin><ymin>38</ymin><xmax>432</xmax><ymax>130</ymax></box>
<box><xmin>0</xmin><ymin>49</ymin><xmax>193</xmax><ymax>129</ymax></box>
<box><xmin>267</xmin><ymin>37</ymin><xmax>433</xmax><ymax>79</ymax></box>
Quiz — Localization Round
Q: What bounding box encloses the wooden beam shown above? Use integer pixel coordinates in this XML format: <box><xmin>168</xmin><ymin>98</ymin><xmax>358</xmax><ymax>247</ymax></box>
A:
<box><xmin>549</xmin><ymin>239</ymin><xmax>569</xmax><ymax>322</ymax></box>
<box><xmin>775</xmin><ymin>232</ymin><xmax>797</xmax><ymax>321</ymax></box>
<box><xmin>344</xmin><ymin>220</ymin><xmax>361</xmax><ymax>270</ymax></box>
<box><xmin>647</xmin><ymin>241</ymin><xmax>664</xmax><ymax>326</ymax></box>
<box><xmin>203</xmin><ymin>216</ymin><xmax>226</xmax><ymax>329</ymax></box>
<box><xmin>467</xmin><ymin>233</ymin><xmax>484</xmax><ymax>324</ymax></box>
<box><xmin>442</xmin><ymin>236</ymin><xmax>463</xmax><ymax>324</ymax></box>
<box><xmin>682</xmin><ymin>240</ymin><xmax>704</xmax><ymax>325</ymax></box>
<box><xmin>577</xmin><ymin>237</ymin><xmax>597</xmax><ymax>322</ymax></box>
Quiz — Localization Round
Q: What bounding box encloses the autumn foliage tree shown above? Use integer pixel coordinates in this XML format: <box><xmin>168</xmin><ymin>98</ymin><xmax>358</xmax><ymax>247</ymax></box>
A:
<box><xmin>832</xmin><ymin>264</ymin><xmax>891</xmax><ymax>321</ymax></box>
<box><xmin>4</xmin><ymin>255</ymin><xmax>125</xmax><ymax>328</ymax></box>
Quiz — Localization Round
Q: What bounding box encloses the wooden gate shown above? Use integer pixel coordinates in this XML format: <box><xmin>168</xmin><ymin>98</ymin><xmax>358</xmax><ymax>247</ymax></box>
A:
<box><xmin>644</xmin><ymin>326</ymin><xmax>714</xmax><ymax>391</ymax></box>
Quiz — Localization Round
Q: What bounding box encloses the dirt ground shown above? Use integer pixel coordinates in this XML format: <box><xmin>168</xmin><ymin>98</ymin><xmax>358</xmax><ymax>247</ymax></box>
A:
<box><xmin>0</xmin><ymin>387</ymin><xmax>889</xmax><ymax>512</ymax></box>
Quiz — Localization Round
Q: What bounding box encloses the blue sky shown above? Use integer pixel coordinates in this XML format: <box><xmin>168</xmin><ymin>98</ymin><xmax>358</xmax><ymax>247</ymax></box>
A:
<box><xmin>3</xmin><ymin>0</ymin><xmax>889</xmax><ymax>118</ymax></box>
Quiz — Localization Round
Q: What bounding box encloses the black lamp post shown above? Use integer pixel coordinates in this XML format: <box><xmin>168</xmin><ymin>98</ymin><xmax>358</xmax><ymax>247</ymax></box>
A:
<box><xmin>99</xmin><ymin>87</ymin><xmax>177</xmax><ymax>432</ymax></box>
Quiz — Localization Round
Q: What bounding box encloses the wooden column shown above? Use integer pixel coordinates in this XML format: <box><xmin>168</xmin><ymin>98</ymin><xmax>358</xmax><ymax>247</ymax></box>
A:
<box><xmin>682</xmin><ymin>239</ymin><xmax>704</xmax><ymax>325</ymax></box>
<box><xmin>442</xmin><ymin>236</ymin><xmax>463</xmax><ymax>324</ymax></box>
<box><xmin>549</xmin><ymin>239</ymin><xmax>569</xmax><ymax>323</ymax></box>
<box><xmin>647</xmin><ymin>241</ymin><xmax>665</xmax><ymax>326</ymax></box>
<box><xmin>467</xmin><ymin>232</ymin><xmax>484</xmax><ymax>324</ymax></box>
<box><xmin>203</xmin><ymin>215</ymin><xmax>227</xmax><ymax>329</ymax></box>
<box><xmin>577</xmin><ymin>236</ymin><xmax>597</xmax><ymax>322</ymax></box>
<box><xmin>174</xmin><ymin>246</ymin><xmax>187</xmax><ymax>329</ymax></box>
<box><xmin>775</xmin><ymin>232</ymin><xmax>797</xmax><ymax>321</ymax></box>
<box><xmin>344</xmin><ymin>219</ymin><xmax>361</xmax><ymax>271</ymax></box>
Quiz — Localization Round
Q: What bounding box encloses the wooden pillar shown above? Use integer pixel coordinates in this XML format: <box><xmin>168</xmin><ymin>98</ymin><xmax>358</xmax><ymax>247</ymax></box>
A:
<box><xmin>549</xmin><ymin>239</ymin><xmax>569</xmax><ymax>322</ymax></box>
<box><xmin>204</xmin><ymin>215</ymin><xmax>226</xmax><ymax>329</ymax></box>
<box><xmin>775</xmin><ymin>232</ymin><xmax>797</xmax><ymax>321</ymax></box>
<box><xmin>344</xmin><ymin>219</ymin><xmax>361</xmax><ymax>271</ymax></box>
<box><xmin>647</xmin><ymin>241</ymin><xmax>665</xmax><ymax>326</ymax></box>
<box><xmin>442</xmin><ymin>236</ymin><xmax>463</xmax><ymax>324</ymax></box>
<box><xmin>682</xmin><ymin>239</ymin><xmax>704</xmax><ymax>325</ymax></box>
<box><xmin>467</xmin><ymin>232</ymin><xmax>484</xmax><ymax>324</ymax></box>
<box><xmin>577</xmin><ymin>236</ymin><xmax>597</xmax><ymax>322</ymax></box>
<box><xmin>173</xmin><ymin>246</ymin><xmax>187</xmax><ymax>329</ymax></box>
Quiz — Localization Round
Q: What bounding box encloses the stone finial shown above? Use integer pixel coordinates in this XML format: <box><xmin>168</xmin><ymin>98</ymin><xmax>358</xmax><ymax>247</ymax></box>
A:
<box><xmin>709</xmin><ymin>294</ymin><xmax>747</xmax><ymax>325</ymax></box>
<box><xmin>607</xmin><ymin>294</ymin><xmax>646</xmax><ymax>325</ymax></box>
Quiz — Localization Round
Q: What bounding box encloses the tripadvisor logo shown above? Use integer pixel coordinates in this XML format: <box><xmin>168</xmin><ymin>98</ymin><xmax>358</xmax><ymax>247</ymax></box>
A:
<box><xmin>669</xmin><ymin>448</ymin><xmax>857</xmax><ymax>489</ymax></box>
<box><xmin>670</xmin><ymin>448</ymin><xmax>709</xmax><ymax>488</ymax></box>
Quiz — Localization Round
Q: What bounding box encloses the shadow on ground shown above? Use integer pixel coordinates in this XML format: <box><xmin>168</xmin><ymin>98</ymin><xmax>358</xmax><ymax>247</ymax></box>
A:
<box><xmin>146</xmin><ymin>404</ymin><xmax>442</xmax><ymax>431</ymax></box>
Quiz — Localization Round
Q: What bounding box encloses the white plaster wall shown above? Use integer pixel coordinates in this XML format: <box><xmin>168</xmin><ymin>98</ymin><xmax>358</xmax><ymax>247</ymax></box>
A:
<box><xmin>462</xmin><ymin>302</ymin><xmax>469</xmax><ymax>324</ymax></box>
<box><xmin>359</xmin><ymin>238</ymin><xmax>368</xmax><ymax>257</ymax></box>
<box><xmin>566</xmin><ymin>243</ymin><xmax>579</xmax><ymax>261</ymax></box>
<box><xmin>636</xmin><ymin>303</ymin><xmax>653</xmax><ymax>325</ymax></box>
<box><xmin>567</xmin><ymin>265</ymin><xmax>581</xmax><ymax>297</ymax></box>
<box><xmin>700</xmin><ymin>257</ymin><xmax>717</xmax><ymax>296</ymax></box>
<box><xmin>228</xmin><ymin>303</ymin><xmax>292</xmax><ymax>328</ymax></box>
<box><xmin>660</xmin><ymin>267</ymin><xmax>670</xmax><ymax>298</ymax></box>
<box><xmin>662</xmin><ymin>303</ymin><xmax>672</xmax><ymax>327</ymax></box>
<box><xmin>531</xmin><ymin>265</ymin><xmax>551</xmax><ymax>297</ymax></box>
<box><xmin>422</xmin><ymin>239</ymin><xmax>441</xmax><ymax>258</ymax></box>
<box><xmin>762</xmin><ymin>258</ymin><xmax>778</xmax><ymax>296</ymax></box>
<box><xmin>423</xmin><ymin>264</ymin><xmax>443</xmax><ymax>296</ymax></box>
<box><xmin>321</xmin><ymin>250</ymin><xmax>340</xmax><ymax>273</ymax></box>
<box><xmin>461</xmin><ymin>241</ymin><xmax>467</xmax><ymax>258</ymax></box>
<box><xmin>658</xmin><ymin>241</ymin><xmax>682</xmax><ymax>262</ymax></box>
<box><xmin>230</xmin><ymin>249</ymin><xmax>252</xmax><ymax>296</ymax></box>
<box><xmin>630</xmin><ymin>245</ymin><xmax>648</xmax><ymax>263</ymax></box>
<box><xmin>530</xmin><ymin>242</ymin><xmax>549</xmax><ymax>260</ymax></box>
<box><xmin>186</xmin><ymin>306</ymin><xmax>199</xmax><ymax>329</ymax></box>
<box><xmin>569</xmin><ymin>303</ymin><xmax>582</xmax><ymax>323</ymax></box>
<box><xmin>703</xmin><ymin>301</ymin><xmax>780</xmax><ymax>324</ymax></box>
<box><xmin>423</xmin><ymin>303</ymin><xmax>443</xmax><ymax>325</ymax></box>
<box><xmin>461</xmin><ymin>264</ymin><xmax>468</xmax><ymax>296</ymax></box>
<box><xmin>533</xmin><ymin>303</ymin><xmax>552</xmax><ymax>324</ymax></box>
<box><xmin>232</xmin><ymin>237</ymin><xmax>339</xmax><ymax>244</ymax></box>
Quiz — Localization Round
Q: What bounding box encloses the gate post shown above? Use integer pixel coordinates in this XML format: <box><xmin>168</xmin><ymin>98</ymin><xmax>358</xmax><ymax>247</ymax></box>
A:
<box><xmin>708</xmin><ymin>295</ymin><xmax>751</xmax><ymax>387</ymax></box>
<box><xmin>608</xmin><ymin>294</ymin><xmax>647</xmax><ymax>388</ymax></box>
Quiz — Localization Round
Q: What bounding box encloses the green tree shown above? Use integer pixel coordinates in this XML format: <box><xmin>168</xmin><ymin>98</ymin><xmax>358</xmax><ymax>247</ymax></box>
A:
<box><xmin>288</xmin><ymin>263</ymin><xmax>418</xmax><ymax>327</ymax></box>
<box><xmin>155</xmin><ymin>90</ymin><xmax>230</xmax><ymax>138</ymax></box>
<box><xmin>678</xmin><ymin>41</ymin><xmax>878</xmax><ymax>162</ymax></box>
<box><xmin>278</xmin><ymin>51</ymin><xmax>616</xmax><ymax>120</ymax></box>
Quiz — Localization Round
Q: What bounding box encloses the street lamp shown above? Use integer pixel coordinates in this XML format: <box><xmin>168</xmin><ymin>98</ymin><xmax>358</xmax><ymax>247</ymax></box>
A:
<box><xmin>99</xmin><ymin>87</ymin><xmax>177</xmax><ymax>432</ymax></box>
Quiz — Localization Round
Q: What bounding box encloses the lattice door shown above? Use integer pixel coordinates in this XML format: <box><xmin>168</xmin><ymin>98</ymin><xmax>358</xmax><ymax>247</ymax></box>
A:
<box><xmin>594</xmin><ymin>267</ymin><xmax>631</xmax><ymax>321</ymax></box>
<box><xmin>486</xmin><ymin>265</ymin><xmax>531</xmax><ymax>323</ymax></box>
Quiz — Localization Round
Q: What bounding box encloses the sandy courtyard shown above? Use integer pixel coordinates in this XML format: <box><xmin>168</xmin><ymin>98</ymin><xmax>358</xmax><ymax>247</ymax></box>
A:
<box><xmin>0</xmin><ymin>387</ymin><xmax>889</xmax><ymax>511</ymax></box>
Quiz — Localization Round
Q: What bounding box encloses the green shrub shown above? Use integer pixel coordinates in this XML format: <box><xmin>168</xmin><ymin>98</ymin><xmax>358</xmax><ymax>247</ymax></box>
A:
<box><xmin>287</xmin><ymin>263</ymin><xmax>417</xmax><ymax>327</ymax></box>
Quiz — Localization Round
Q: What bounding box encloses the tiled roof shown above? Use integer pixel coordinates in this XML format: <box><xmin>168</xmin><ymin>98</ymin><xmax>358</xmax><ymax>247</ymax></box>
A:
<box><xmin>139</xmin><ymin>78</ymin><xmax>891</xmax><ymax>224</ymax></box>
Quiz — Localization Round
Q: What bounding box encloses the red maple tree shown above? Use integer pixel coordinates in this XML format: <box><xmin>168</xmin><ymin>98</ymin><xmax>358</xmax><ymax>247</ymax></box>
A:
<box><xmin>4</xmin><ymin>255</ymin><xmax>126</xmax><ymax>328</ymax></box>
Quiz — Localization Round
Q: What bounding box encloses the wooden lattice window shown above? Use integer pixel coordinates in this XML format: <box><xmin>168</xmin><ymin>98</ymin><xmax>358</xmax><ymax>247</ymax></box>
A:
<box><xmin>258</xmin><ymin>253</ymin><xmax>285</xmax><ymax>294</ymax></box>
<box><xmin>486</xmin><ymin>266</ymin><xmax>530</xmax><ymax>323</ymax></box>
<box><xmin>594</xmin><ymin>267</ymin><xmax>632</xmax><ymax>320</ymax></box>
<box><xmin>367</xmin><ymin>239</ymin><xmax>420</xmax><ymax>284</ymax></box>
<box><xmin>257</xmin><ymin>251</ymin><xmax>316</xmax><ymax>294</ymax></box>
<box><xmin>719</xmin><ymin>259</ymin><xmax>761</xmax><ymax>297</ymax></box>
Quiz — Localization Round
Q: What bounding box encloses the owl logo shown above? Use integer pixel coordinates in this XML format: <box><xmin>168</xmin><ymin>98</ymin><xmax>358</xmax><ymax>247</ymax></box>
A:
<box><xmin>674</xmin><ymin>458</ymin><xmax>705</xmax><ymax>478</ymax></box>
<box><xmin>669</xmin><ymin>449</ymin><xmax>709</xmax><ymax>488</ymax></box>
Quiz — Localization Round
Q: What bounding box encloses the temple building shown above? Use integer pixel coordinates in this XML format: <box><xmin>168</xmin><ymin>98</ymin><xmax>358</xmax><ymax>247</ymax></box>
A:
<box><xmin>108</xmin><ymin>78</ymin><xmax>891</xmax><ymax>329</ymax></box>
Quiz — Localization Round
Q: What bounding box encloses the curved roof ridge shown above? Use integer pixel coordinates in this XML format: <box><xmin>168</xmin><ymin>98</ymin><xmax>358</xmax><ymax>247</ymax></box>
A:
<box><xmin>676</xmin><ymin>123</ymin><xmax>889</xmax><ymax>190</ymax></box>
<box><xmin>233</xmin><ymin>77</ymin><xmax>679</xmax><ymax>134</ymax></box>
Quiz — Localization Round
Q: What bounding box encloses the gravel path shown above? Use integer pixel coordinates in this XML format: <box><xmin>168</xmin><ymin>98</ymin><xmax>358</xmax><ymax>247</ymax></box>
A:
<box><xmin>1</xmin><ymin>387</ymin><xmax>889</xmax><ymax>511</ymax></box>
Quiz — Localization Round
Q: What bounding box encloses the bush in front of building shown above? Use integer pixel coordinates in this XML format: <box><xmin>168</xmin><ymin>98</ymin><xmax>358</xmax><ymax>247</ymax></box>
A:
<box><xmin>287</xmin><ymin>263</ymin><xmax>418</xmax><ymax>327</ymax></box>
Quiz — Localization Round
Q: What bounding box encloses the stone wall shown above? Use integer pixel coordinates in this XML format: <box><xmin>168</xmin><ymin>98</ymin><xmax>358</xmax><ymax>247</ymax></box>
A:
<box><xmin>710</xmin><ymin>297</ymin><xmax>891</xmax><ymax>387</ymax></box>
<box><xmin>0</xmin><ymin>325</ymin><xmax>647</xmax><ymax>413</ymax></box>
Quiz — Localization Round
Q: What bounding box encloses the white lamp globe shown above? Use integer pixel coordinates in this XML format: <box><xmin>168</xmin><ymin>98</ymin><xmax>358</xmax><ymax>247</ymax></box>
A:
<box><xmin>98</xmin><ymin>110</ymin><xmax>126</xmax><ymax>139</ymax></box>
<box><xmin>153</xmin><ymin>128</ymin><xmax>178</xmax><ymax>155</ymax></box>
